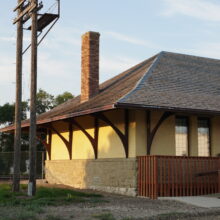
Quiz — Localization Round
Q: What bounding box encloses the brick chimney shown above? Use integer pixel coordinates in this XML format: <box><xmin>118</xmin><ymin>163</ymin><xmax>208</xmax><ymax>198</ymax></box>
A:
<box><xmin>81</xmin><ymin>31</ymin><xmax>100</xmax><ymax>103</ymax></box>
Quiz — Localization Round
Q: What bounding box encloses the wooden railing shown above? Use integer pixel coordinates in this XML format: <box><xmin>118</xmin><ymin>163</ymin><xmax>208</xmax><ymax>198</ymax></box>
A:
<box><xmin>137</xmin><ymin>155</ymin><xmax>220</xmax><ymax>199</ymax></box>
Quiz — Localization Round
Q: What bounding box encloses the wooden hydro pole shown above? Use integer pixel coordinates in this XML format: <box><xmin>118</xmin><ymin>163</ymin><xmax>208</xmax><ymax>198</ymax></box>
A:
<box><xmin>28</xmin><ymin>0</ymin><xmax>38</xmax><ymax>196</ymax></box>
<box><xmin>12</xmin><ymin>0</ymin><xmax>24</xmax><ymax>192</ymax></box>
<box><xmin>13</xmin><ymin>0</ymin><xmax>60</xmax><ymax>195</ymax></box>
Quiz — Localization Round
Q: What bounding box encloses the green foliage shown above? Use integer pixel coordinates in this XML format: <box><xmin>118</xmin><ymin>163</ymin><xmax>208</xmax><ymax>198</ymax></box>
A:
<box><xmin>0</xmin><ymin>101</ymin><xmax>28</xmax><ymax>152</ymax></box>
<box><xmin>0</xmin><ymin>103</ymin><xmax>14</xmax><ymax>124</ymax></box>
<box><xmin>28</xmin><ymin>89</ymin><xmax>74</xmax><ymax>114</ymax></box>
<box><xmin>35</xmin><ymin>89</ymin><xmax>55</xmax><ymax>115</ymax></box>
<box><xmin>54</xmin><ymin>91</ymin><xmax>74</xmax><ymax>106</ymax></box>
<box><xmin>0</xmin><ymin>102</ymin><xmax>28</xmax><ymax>124</ymax></box>
<box><xmin>0</xmin><ymin>133</ymin><xmax>14</xmax><ymax>152</ymax></box>
<box><xmin>0</xmin><ymin>89</ymin><xmax>74</xmax><ymax>153</ymax></box>
<box><xmin>0</xmin><ymin>184</ymin><xmax>103</xmax><ymax>207</ymax></box>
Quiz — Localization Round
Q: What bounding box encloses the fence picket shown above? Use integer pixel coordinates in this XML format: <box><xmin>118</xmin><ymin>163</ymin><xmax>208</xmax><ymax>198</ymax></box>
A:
<box><xmin>137</xmin><ymin>155</ymin><xmax>219</xmax><ymax>199</ymax></box>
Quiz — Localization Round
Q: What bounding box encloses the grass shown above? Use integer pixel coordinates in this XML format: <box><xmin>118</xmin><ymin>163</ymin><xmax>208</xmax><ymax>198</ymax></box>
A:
<box><xmin>0</xmin><ymin>183</ymin><xmax>104</xmax><ymax>220</ymax></box>
<box><xmin>0</xmin><ymin>183</ymin><xmax>103</xmax><ymax>207</ymax></box>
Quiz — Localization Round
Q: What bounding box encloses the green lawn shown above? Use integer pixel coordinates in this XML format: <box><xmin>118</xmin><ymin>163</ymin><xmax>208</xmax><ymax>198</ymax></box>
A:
<box><xmin>0</xmin><ymin>183</ymin><xmax>104</xmax><ymax>220</ymax></box>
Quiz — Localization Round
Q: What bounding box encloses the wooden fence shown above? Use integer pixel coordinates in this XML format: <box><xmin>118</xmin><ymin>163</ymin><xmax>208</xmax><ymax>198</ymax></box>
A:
<box><xmin>137</xmin><ymin>155</ymin><xmax>220</xmax><ymax>199</ymax></box>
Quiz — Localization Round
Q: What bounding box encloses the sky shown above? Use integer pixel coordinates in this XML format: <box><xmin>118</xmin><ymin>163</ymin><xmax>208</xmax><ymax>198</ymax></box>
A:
<box><xmin>1</xmin><ymin>0</ymin><xmax>220</xmax><ymax>105</ymax></box>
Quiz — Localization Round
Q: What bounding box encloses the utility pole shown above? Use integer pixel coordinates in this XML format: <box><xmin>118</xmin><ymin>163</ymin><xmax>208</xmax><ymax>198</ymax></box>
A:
<box><xmin>13</xmin><ymin>0</ymin><xmax>60</xmax><ymax>196</ymax></box>
<box><xmin>12</xmin><ymin>0</ymin><xmax>24</xmax><ymax>193</ymax></box>
<box><xmin>28</xmin><ymin>0</ymin><xmax>38</xmax><ymax>197</ymax></box>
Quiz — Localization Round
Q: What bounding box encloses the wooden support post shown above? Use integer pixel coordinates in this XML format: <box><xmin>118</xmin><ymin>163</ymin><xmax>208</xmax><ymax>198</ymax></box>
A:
<box><xmin>124</xmin><ymin>110</ymin><xmax>129</xmax><ymax>158</ymax></box>
<box><xmin>218</xmin><ymin>170</ymin><xmax>220</xmax><ymax>193</ymax></box>
<box><xmin>28</xmin><ymin>0</ymin><xmax>38</xmax><ymax>197</ymax></box>
<box><xmin>92</xmin><ymin>112</ymin><xmax>129</xmax><ymax>158</ymax></box>
<box><xmin>94</xmin><ymin>117</ymin><xmax>99</xmax><ymax>159</ymax></box>
<box><xmin>13</xmin><ymin>0</ymin><xmax>24</xmax><ymax>193</ymax></box>
<box><xmin>146</xmin><ymin>111</ymin><xmax>151</xmax><ymax>155</ymax></box>
<box><xmin>36</xmin><ymin>130</ymin><xmax>52</xmax><ymax>160</ymax></box>
<box><xmin>68</xmin><ymin>123</ymin><xmax>73</xmax><ymax>159</ymax></box>
<box><xmin>47</xmin><ymin>124</ymin><xmax>72</xmax><ymax>160</ymax></box>
<box><xmin>70</xmin><ymin>119</ymin><xmax>97</xmax><ymax>159</ymax></box>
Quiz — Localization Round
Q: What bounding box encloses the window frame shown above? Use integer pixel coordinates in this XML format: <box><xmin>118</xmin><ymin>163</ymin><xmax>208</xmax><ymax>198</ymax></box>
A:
<box><xmin>175</xmin><ymin>116</ymin><xmax>190</xmax><ymax>156</ymax></box>
<box><xmin>197</xmin><ymin>117</ymin><xmax>211</xmax><ymax>157</ymax></box>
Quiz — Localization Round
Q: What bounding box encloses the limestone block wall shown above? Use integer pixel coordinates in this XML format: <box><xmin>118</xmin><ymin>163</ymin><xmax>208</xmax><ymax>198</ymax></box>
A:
<box><xmin>45</xmin><ymin>158</ymin><xmax>137</xmax><ymax>196</ymax></box>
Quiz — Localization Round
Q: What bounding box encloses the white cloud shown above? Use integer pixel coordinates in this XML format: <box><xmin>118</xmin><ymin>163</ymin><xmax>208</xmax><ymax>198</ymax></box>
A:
<box><xmin>162</xmin><ymin>0</ymin><xmax>220</xmax><ymax>22</ymax></box>
<box><xmin>104</xmin><ymin>31</ymin><xmax>157</xmax><ymax>48</ymax></box>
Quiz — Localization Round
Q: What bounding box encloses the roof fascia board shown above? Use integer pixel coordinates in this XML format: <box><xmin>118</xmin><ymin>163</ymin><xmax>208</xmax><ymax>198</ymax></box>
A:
<box><xmin>0</xmin><ymin>104</ymin><xmax>115</xmax><ymax>132</ymax></box>
<box><xmin>114</xmin><ymin>103</ymin><xmax>220</xmax><ymax>116</ymax></box>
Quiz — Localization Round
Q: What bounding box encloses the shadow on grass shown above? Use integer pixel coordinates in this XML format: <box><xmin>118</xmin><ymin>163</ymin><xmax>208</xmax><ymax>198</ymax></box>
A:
<box><xmin>0</xmin><ymin>183</ymin><xmax>104</xmax><ymax>207</ymax></box>
<box><xmin>0</xmin><ymin>183</ymin><xmax>105</xmax><ymax>220</ymax></box>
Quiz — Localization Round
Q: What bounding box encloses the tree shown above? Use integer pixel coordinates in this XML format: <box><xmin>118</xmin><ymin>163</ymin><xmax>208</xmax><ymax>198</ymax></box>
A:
<box><xmin>0</xmin><ymin>103</ymin><xmax>15</xmax><ymax>124</ymax></box>
<box><xmin>0</xmin><ymin>102</ymin><xmax>28</xmax><ymax>152</ymax></box>
<box><xmin>54</xmin><ymin>91</ymin><xmax>74</xmax><ymax>106</ymax></box>
<box><xmin>0</xmin><ymin>89</ymin><xmax>74</xmax><ymax>152</ymax></box>
<box><xmin>34</xmin><ymin>89</ymin><xmax>54</xmax><ymax>115</ymax></box>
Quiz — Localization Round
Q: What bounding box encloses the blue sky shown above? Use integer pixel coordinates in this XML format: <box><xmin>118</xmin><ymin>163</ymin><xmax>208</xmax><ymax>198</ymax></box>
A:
<box><xmin>1</xmin><ymin>0</ymin><xmax>220</xmax><ymax>105</ymax></box>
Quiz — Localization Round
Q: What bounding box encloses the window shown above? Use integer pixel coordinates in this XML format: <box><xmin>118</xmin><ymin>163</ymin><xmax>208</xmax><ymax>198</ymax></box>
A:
<box><xmin>175</xmin><ymin>117</ymin><xmax>188</xmax><ymax>156</ymax></box>
<box><xmin>198</xmin><ymin>118</ymin><xmax>210</xmax><ymax>156</ymax></box>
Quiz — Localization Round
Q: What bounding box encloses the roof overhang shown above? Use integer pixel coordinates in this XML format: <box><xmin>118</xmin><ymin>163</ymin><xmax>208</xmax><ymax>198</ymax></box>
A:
<box><xmin>115</xmin><ymin>102</ymin><xmax>220</xmax><ymax>116</ymax></box>
<box><xmin>0</xmin><ymin>104</ymin><xmax>115</xmax><ymax>133</ymax></box>
<box><xmin>1</xmin><ymin>102</ymin><xmax>220</xmax><ymax>133</ymax></box>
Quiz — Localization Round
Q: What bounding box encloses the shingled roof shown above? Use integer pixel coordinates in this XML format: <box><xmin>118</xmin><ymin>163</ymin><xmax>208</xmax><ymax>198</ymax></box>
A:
<box><xmin>1</xmin><ymin>51</ymin><xmax>220</xmax><ymax>132</ymax></box>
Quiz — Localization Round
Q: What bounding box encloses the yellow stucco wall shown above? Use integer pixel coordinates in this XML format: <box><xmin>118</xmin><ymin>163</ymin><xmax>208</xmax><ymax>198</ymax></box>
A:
<box><xmin>150</xmin><ymin>111</ymin><xmax>175</xmax><ymax>156</ymax></box>
<box><xmin>135</xmin><ymin>110</ymin><xmax>147</xmax><ymax>156</ymax></box>
<box><xmin>128</xmin><ymin>110</ymin><xmax>136</xmax><ymax>158</ymax></box>
<box><xmin>50</xmin><ymin>109</ymin><xmax>128</xmax><ymax>160</ymax></box>
<box><xmin>48</xmin><ymin>109</ymin><xmax>220</xmax><ymax>160</ymax></box>
<box><xmin>51</xmin><ymin>121</ymin><xmax>70</xmax><ymax>160</ymax></box>
<box><xmin>72</xmin><ymin>116</ymin><xmax>95</xmax><ymax>159</ymax></box>
<box><xmin>98</xmin><ymin>110</ymin><xmax>125</xmax><ymax>158</ymax></box>
<box><xmin>211</xmin><ymin>116</ymin><xmax>220</xmax><ymax>156</ymax></box>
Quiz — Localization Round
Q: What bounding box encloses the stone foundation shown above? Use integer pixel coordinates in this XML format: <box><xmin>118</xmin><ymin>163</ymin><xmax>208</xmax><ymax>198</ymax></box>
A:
<box><xmin>45</xmin><ymin>158</ymin><xmax>137</xmax><ymax>196</ymax></box>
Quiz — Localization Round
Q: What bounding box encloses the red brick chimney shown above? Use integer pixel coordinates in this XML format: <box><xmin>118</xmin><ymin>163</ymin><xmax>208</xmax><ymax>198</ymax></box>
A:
<box><xmin>81</xmin><ymin>31</ymin><xmax>100</xmax><ymax>103</ymax></box>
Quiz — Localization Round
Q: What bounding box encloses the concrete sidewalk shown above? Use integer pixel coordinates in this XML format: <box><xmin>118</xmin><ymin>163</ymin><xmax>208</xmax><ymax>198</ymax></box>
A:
<box><xmin>160</xmin><ymin>194</ymin><xmax>220</xmax><ymax>208</ymax></box>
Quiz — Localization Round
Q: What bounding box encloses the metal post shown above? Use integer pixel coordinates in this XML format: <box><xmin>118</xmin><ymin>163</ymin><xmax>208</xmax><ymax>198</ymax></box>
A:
<box><xmin>13</xmin><ymin>0</ymin><xmax>24</xmax><ymax>193</ymax></box>
<box><xmin>28</xmin><ymin>0</ymin><xmax>38</xmax><ymax>197</ymax></box>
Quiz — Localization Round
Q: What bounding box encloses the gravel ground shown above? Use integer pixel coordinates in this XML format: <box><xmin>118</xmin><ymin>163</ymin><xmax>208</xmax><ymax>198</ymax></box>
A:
<box><xmin>42</xmin><ymin>188</ymin><xmax>220</xmax><ymax>220</ymax></box>
<box><xmin>1</xmin><ymin>181</ymin><xmax>219</xmax><ymax>220</ymax></box>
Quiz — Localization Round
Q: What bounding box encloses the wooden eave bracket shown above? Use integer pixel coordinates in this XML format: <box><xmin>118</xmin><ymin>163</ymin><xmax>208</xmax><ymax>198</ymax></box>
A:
<box><xmin>37</xmin><ymin>130</ymin><xmax>52</xmax><ymax>160</ymax></box>
<box><xmin>147</xmin><ymin>111</ymin><xmax>174</xmax><ymax>155</ymax></box>
<box><xmin>68</xmin><ymin>118</ymin><xmax>98</xmax><ymax>159</ymax></box>
<box><xmin>42</xmin><ymin>123</ymin><xmax>72</xmax><ymax>160</ymax></box>
<box><xmin>91</xmin><ymin>110</ymin><xmax>129</xmax><ymax>158</ymax></box>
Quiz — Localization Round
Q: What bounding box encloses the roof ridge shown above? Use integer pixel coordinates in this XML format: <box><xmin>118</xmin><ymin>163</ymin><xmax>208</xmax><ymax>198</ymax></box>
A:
<box><xmin>116</xmin><ymin>51</ymin><xmax>164</xmax><ymax>104</ymax></box>
<box><xmin>161</xmin><ymin>50</ymin><xmax>220</xmax><ymax>62</ymax></box>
